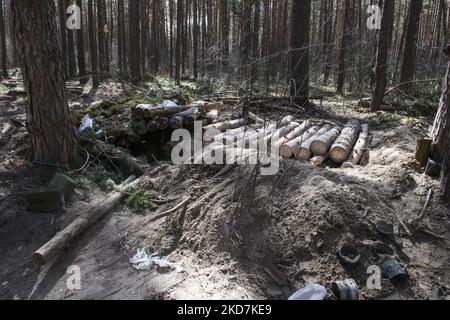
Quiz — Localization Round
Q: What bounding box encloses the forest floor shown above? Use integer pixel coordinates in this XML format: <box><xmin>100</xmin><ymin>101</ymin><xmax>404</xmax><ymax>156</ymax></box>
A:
<box><xmin>1</xmin><ymin>74</ymin><xmax>450</xmax><ymax>300</ymax></box>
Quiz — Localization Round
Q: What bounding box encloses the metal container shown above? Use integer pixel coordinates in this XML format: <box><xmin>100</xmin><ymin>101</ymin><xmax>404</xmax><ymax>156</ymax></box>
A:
<box><xmin>332</xmin><ymin>279</ymin><xmax>359</xmax><ymax>300</ymax></box>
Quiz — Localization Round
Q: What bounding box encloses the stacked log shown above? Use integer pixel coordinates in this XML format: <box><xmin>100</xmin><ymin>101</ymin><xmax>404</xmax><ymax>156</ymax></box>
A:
<box><xmin>280</xmin><ymin>125</ymin><xmax>320</xmax><ymax>158</ymax></box>
<box><xmin>329</xmin><ymin>120</ymin><xmax>361</xmax><ymax>164</ymax></box>
<box><xmin>130</xmin><ymin>102</ymin><xmax>225</xmax><ymax>139</ymax></box>
<box><xmin>342</xmin><ymin>124</ymin><xmax>370</xmax><ymax>168</ymax></box>
<box><xmin>310</xmin><ymin>126</ymin><xmax>342</xmax><ymax>156</ymax></box>
<box><xmin>296</xmin><ymin>124</ymin><xmax>333</xmax><ymax>160</ymax></box>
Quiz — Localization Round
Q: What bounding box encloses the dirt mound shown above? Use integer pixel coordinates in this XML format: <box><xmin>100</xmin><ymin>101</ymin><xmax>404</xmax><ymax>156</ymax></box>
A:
<box><xmin>126</xmin><ymin>125</ymin><xmax>447</xmax><ymax>299</ymax></box>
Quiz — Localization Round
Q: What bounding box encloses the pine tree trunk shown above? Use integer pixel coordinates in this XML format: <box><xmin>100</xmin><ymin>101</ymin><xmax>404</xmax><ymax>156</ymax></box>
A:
<box><xmin>129</xmin><ymin>0</ymin><xmax>141</xmax><ymax>83</ymax></box>
<box><xmin>141</xmin><ymin>0</ymin><xmax>149</xmax><ymax>74</ymax></box>
<box><xmin>175</xmin><ymin>0</ymin><xmax>182</xmax><ymax>84</ymax></box>
<box><xmin>97</xmin><ymin>0</ymin><xmax>108</xmax><ymax>79</ymax></box>
<box><xmin>290</xmin><ymin>0</ymin><xmax>311</xmax><ymax>97</ymax></box>
<box><xmin>11</xmin><ymin>0</ymin><xmax>77</xmax><ymax>168</ymax></box>
<box><xmin>88</xmin><ymin>0</ymin><xmax>99</xmax><ymax>87</ymax></box>
<box><xmin>220</xmin><ymin>0</ymin><xmax>229</xmax><ymax>71</ymax></box>
<box><xmin>117</xmin><ymin>0</ymin><xmax>125</xmax><ymax>77</ymax></box>
<box><xmin>432</xmin><ymin>45</ymin><xmax>450</xmax><ymax>164</ymax></box>
<box><xmin>442</xmin><ymin>141</ymin><xmax>450</xmax><ymax>202</ymax></box>
<box><xmin>193</xmin><ymin>0</ymin><xmax>199</xmax><ymax>79</ymax></box>
<box><xmin>0</xmin><ymin>0</ymin><xmax>8</xmax><ymax>78</ymax></box>
<box><xmin>58</xmin><ymin>0</ymin><xmax>68</xmax><ymax>79</ymax></box>
<box><xmin>67</xmin><ymin>22</ymin><xmax>77</xmax><ymax>78</ymax></box>
<box><xmin>336</xmin><ymin>0</ymin><xmax>350</xmax><ymax>95</ymax></box>
<box><xmin>76</xmin><ymin>0</ymin><xmax>87</xmax><ymax>83</ymax></box>
<box><xmin>399</xmin><ymin>0</ymin><xmax>423</xmax><ymax>89</ymax></box>
<box><xmin>371</xmin><ymin>0</ymin><xmax>395</xmax><ymax>112</ymax></box>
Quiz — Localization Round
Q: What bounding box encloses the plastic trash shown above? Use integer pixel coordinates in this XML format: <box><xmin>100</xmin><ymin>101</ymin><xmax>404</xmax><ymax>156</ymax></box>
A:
<box><xmin>160</xmin><ymin>100</ymin><xmax>178</xmax><ymax>108</ymax></box>
<box><xmin>129</xmin><ymin>249</ymin><xmax>181</xmax><ymax>272</ymax></box>
<box><xmin>288</xmin><ymin>284</ymin><xmax>327</xmax><ymax>301</ymax></box>
<box><xmin>79</xmin><ymin>114</ymin><xmax>93</xmax><ymax>133</ymax></box>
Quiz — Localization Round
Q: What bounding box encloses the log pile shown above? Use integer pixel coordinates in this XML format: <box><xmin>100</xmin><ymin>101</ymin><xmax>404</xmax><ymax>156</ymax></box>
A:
<box><xmin>130</xmin><ymin>101</ymin><xmax>226</xmax><ymax>136</ymax></box>
<box><xmin>276</xmin><ymin>119</ymin><xmax>370</xmax><ymax>167</ymax></box>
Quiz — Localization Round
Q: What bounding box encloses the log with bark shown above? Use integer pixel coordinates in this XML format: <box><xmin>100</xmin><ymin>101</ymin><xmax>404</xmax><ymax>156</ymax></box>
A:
<box><xmin>310</xmin><ymin>154</ymin><xmax>328</xmax><ymax>167</ymax></box>
<box><xmin>280</xmin><ymin>125</ymin><xmax>320</xmax><ymax>158</ymax></box>
<box><xmin>169</xmin><ymin>115</ymin><xmax>184</xmax><ymax>129</ymax></box>
<box><xmin>342</xmin><ymin>124</ymin><xmax>370</xmax><ymax>168</ymax></box>
<box><xmin>203</xmin><ymin>110</ymin><xmax>219</xmax><ymax>124</ymax></box>
<box><xmin>204</xmin><ymin>118</ymin><xmax>248</xmax><ymax>132</ymax></box>
<box><xmin>263</xmin><ymin>122</ymin><xmax>300</xmax><ymax>151</ymax></box>
<box><xmin>147</xmin><ymin>120</ymin><xmax>158</xmax><ymax>133</ymax></box>
<box><xmin>132</xmin><ymin>102</ymin><xmax>224</xmax><ymax>120</ymax></box>
<box><xmin>132</xmin><ymin>104</ymin><xmax>187</xmax><ymax>120</ymax></box>
<box><xmin>156</xmin><ymin>117</ymin><xmax>169</xmax><ymax>130</ymax></box>
<box><xmin>274</xmin><ymin>121</ymin><xmax>311</xmax><ymax>150</ymax></box>
<box><xmin>33</xmin><ymin>176</ymin><xmax>139</xmax><ymax>265</ymax></box>
<box><xmin>296</xmin><ymin>124</ymin><xmax>333</xmax><ymax>160</ymax></box>
<box><xmin>277</xmin><ymin>115</ymin><xmax>295</xmax><ymax>128</ymax></box>
<box><xmin>310</xmin><ymin>126</ymin><xmax>342</xmax><ymax>156</ymax></box>
<box><xmin>329</xmin><ymin>120</ymin><xmax>361</xmax><ymax>164</ymax></box>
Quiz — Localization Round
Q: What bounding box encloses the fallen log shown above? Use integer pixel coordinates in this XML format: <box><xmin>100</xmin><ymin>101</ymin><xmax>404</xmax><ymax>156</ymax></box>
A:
<box><xmin>33</xmin><ymin>176</ymin><xmax>139</xmax><ymax>265</ymax></box>
<box><xmin>296</xmin><ymin>124</ymin><xmax>333</xmax><ymax>160</ymax></box>
<box><xmin>342</xmin><ymin>124</ymin><xmax>370</xmax><ymax>168</ymax></box>
<box><xmin>281</xmin><ymin>125</ymin><xmax>320</xmax><ymax>158</ymax></box>
<box><xmin>204</xmin><ymin>118</ymin><xmax>248</xmax><ymax>132</ymax></box>
<box><xmin>329</xmin><ymin>120</ymin><xmax>360</xmax><ymax>164</ymax></box>
<box><xmin>196</xmin><ymin>102</ymin><xmax>226</xmax><ymax>113</ymax></box>
<box><xmin>132</xmin><ymin>102</ymin><xmax>222</xmax><ymax>120</ymax></box>
<box><xmin>310</xmin><ymin>126</ymin><xmax>342</xmax><ymax>156</ymax></box>
<box><xmin>131</xmin><ymin>104</ymin><xmax>182</xmax><ymax>120</ymax></box>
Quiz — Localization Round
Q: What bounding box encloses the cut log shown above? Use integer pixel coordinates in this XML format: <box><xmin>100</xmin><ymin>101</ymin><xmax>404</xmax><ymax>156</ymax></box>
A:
<box><xmin>274</xmin><ymin>121</ymin><xmax>311</xmax><ymax>150</ymax></box>
<box><xmin>33</xmin><ymin>176</ymin><xmax>139</xmax><ymax>265</ymax></box>
<box><xmin>310</xmin><ymin>126</ymin><xmax>342</xmax><ymax>156</ymax></box>
<box><xmin>169</xmin><ymin>116</ymin><xmax>184</xmax><ymax>129</ymax></box>
<box><xmin>196</xmin><ymin>102</ymin><xmax>226</xmax><ymax>113</ymax></box>
<box><xmin>342</xmin><ymin>124</ymin><xmax>370</xmax><ymax>168</ymax></box>
<box><xmin>310</xmin><ymin>154</ymin><xmax>328</xmax><ymax>167</ymax></box>
<box><xmin>132</xmin><ymin>104</ymin><xmax>189</xmax><ymax>120</ymax></box>
<box><xmin>203</xmin><ymin>110</ymin><xmax>219</xmax><ymax>124</ymax></box>
<box><xmin>414</xmin><ymin>138</ymin><xmax>432</xmax><ymax>167</ymax></box>
<box><xmin>277</xmin><ymin>115</ymin><xmax>295</xmax><ymax>128</ymax></box>
<box><xmin>281</xmin><ymin>125</ymin><xmax>320</xmax><ymax>158</ymax></box>
<box><xmin>204</xmin><ymin>118</ymin><xmax>248</xmax><ymax>132</ymax></box>
<box><xmin>147</xmin><ymin>120</ymin><xmax>158</xmax><ymax>133</ymax></box>
<box><xmin>183</xmin><ymin>109</ymin><xmax>200</xmax><ymax>127</ymax></box>
<box><xmin>247</xmin><ymin>112</ymin><xmax>266</xmax><ymax>125</ymax></box>
<box><xmin>133</xmin><ymin>120</ymin><xmax>148</xmax><ymax>136</ymax></box>
<box><xmin>156</xmin><ymin>117</ymin><xmax>169</xmax><ymax>130</ymax></box>
<box><xmin>329</xmin><ymin>120</ymin><xmax>361</xmax><ymax>164</ymax></box>
<box><xmin>296</xmin><ymin>124</ymin><xmax>333</xmax><ymax>160</ymax></box>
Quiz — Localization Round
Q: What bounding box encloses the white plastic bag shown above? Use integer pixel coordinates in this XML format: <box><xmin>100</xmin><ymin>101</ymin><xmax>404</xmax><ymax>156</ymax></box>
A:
<box><xmin>79</xmin><ymin>115</ymin><xmax>93</xmax><ymax>133</ymax></box>
<box><xmin>160</xmin><ymin>100</ymin><xmax>178</xmax><ymax>108</ymax></box>
<box><xmin>288</xmin><ymin>284</ymin><xmax>327</xmax><ymax>300</ymax></box>
<box><xmin>129</xmin><ymin>249</ymin><xmax>181</xmax><ymax>272</ymax></box>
